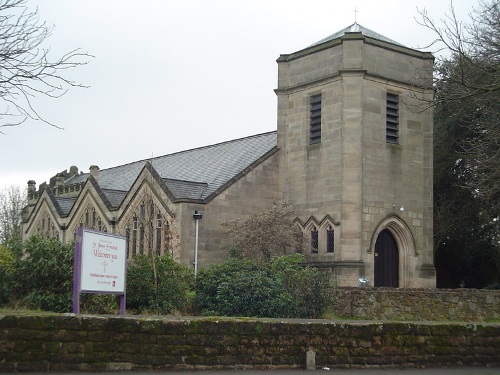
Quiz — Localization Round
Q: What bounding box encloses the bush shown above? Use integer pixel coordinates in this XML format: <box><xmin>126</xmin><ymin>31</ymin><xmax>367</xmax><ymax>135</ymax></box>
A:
<box><xmin>11</xmin><ymin>236</ymin><xmax>74</xmax><ymax>312</ymax></box>
<box><xmin>81</xmin><ymin>294</ymin><xmax>120</xmax><ymax>314</ymax></box>
<box><xmin>195</xmin><ymin>258</ymin><xmax>258</xmax><ymax>315</ymax></box>
<box><xmin>126</xmin><ymin>255</ymin><xmax>194</xmax><ymax>314</ymax></box>
<box><xmin>6</xmin><ymin>236</ymin><xmax>195</xmax><ymax>315</ymax></box>
<box><xmin>270</xmin><ymin>253</ymin><xmax>333</xmax><ymax>318</ymax></box>
<box><xmin>0</xmin><ymin>244</ymin><xmax>15</xmax><ymax>305</ymax></box>
<box><xmin>196</xmin><ymin>254</ymin><xmax>333</xmax><ymax>318</ymax></box>
<box><xmin>215</xmin><ymin>269</ymin><xmax>295</xmax><ymax>318</ymax></box>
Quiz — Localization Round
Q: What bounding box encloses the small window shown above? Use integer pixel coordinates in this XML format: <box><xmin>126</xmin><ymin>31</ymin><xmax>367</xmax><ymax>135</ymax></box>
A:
<box><xmin>140</xmin><ymin>202</ymin><xmax>145</xmax><ymax>219</ymax></box>
<box><xmin>310</xmin><ymin>94</ymin><xmax>322</xmax><ymax>144</ymax></box>
<box><xmin>386</xmin><ymin>93</ymin><xmax>399</xmax><ymax>144</ymax></box>
<box><xmin>132</xmin><ymin>227</ymin><xmax>137</xmax><ymax>256</ymax></box>
<box><xmin>156</xmin><ymin>224</ymin><xmax>162</xmax><ymax>256</ymax></box>
<box><xmin>311</xmin><ymin>227</ymin><xmax>319</xmax><ymax>253</ymax></box>
<box><xmin>139</xmin><ymin>225</ymin><xmax>144</xmax><ymax>255</ymax></box>
<box><xmin>149</xmin><ymin>223</ymin><xmax>154</xmax><ymax>254</ymax></box>
<box><xmin>125</xmin><ymin>227</ymin><xmax>131</xmax><ymax>257</ymax></box>
<box><xmin>326</xmin><ymin>226</ymin><xmax>334</xmax><ymax>253</ymax></box>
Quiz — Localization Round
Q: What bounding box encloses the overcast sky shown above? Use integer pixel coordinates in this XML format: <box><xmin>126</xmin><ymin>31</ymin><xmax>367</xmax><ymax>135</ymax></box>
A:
<box><xmin>0</xmin><ymin>0</ymin><xmax>475</xmax><ymax>189</ymax></box>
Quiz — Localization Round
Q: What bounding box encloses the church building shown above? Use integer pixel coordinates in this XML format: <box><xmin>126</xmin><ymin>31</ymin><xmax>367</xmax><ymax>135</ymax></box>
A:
<box><xmin>21</xmin><ymin>23</ymin><xmax>436</xmax><ymax>287</ymax></box>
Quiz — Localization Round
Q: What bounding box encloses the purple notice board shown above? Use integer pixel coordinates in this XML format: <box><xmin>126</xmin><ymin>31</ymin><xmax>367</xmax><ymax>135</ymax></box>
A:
<box><xmin>73</xmin><ymin>227</ymin><xmax>127</xmax><ymax>315</ymax></box>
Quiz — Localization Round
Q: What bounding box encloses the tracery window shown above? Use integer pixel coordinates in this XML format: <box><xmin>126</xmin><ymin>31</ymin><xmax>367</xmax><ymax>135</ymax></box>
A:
<box><xmin>35</xmin><ymin>212</ymin><xmax>59</xmax><ymax>239</ymax></box>
<box><xmin>77</xmin><ymin>204</ymin><xmax>107</xmax><ymax>232</ymax></box>
<box><xmin>123</xmin><ymin>198</ymin><xmax>173</xmax><ymax>259</ymax></box>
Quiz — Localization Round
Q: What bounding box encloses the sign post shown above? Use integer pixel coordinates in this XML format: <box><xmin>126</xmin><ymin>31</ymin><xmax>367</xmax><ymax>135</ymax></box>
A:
<box><xmin>73</xmin><ymin>227</ymin><xmax>128</xmax><ymax>315</ymax></box>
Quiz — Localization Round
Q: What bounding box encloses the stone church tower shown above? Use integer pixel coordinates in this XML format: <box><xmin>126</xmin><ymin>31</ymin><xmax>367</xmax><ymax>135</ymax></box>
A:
<box><xmin>276</xmin><ymin>23</ymin><xmax>435</xmax><ymax>287</ymax></box>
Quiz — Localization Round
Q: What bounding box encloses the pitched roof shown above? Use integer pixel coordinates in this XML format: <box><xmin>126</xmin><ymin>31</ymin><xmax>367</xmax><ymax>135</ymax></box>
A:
<box><xmin>101</xmin><ymin>189</ymin><xmax>128</xmax><ymax>208</ymax></box>
<box><xmin>308</xmin><ymin>22</ymin><xmax>404</xmax><ymax>48</ymax></box>
<box><xmin>54</xmin><ymin>197</ymin><xmax>77</xmax><ymax>216</ymax></box>
<box><xmin>64</xmin><ymin>131</ymin><xmax>278</xmax><ymax>207</ymax></box>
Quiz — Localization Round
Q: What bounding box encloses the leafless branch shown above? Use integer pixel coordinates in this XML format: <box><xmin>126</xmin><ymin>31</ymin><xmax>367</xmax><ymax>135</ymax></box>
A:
<box><xmin>0</xmin><ymin>0</ymin><xmax>92</xmax><ymax>133</ymax></box>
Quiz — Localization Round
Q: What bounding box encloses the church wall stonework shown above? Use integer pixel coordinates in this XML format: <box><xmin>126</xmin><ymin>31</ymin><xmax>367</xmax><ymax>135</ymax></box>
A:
<box><xmin>177</xmin><ymin>152</ymin><xmax>280</xmax><ymax>269</ymax></box>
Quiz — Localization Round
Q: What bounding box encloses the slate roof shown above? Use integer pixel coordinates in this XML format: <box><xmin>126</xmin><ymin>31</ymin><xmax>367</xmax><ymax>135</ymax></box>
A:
<box><xmin>54</xmin><ymin>197</ymin><xmax>77</xmax><ymax>216</ymax></box>
<box><xmin>308</xmin><ymin>22</ymin><xmax>404</xmax><ymax>48</ymax></box>
<box><xmin>162</xmin><ymin>179</ymin><xmax>208</xmax><ymax>201</ymax></box>
<box><xmin>65</xmin><ymin>173</ymin><xmax>87</xmax><ymax>185</ymax></box>
<box><xmin>62</xmin><ymin>131</ymin><xmax>278</xmax><ymax>209</ymax></box>
<box><xmin>101</xmin><ymin>189</ymin><xmax>128</xmax><ymax>208</ymax></box>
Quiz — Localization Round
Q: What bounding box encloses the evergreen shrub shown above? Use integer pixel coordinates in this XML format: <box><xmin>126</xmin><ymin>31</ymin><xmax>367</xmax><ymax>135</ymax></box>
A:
<box><xmin>126</xmin><ymin>255</ymin><xmax>194</xmax><ymax>314</ymax></box>
<box><xmin>196</xmin><ymin>254</ymin><xmax>333</xmax><ymax>318</ymax></box>
<box><xmin>0</xmin><ymin>244</ymin><xmax>15</xmax><ymax>305</ymax></box>
<box><xmin>11</xmin><ymin>236</ymin><xmax>74</xmax><ymax>312</ymax></box>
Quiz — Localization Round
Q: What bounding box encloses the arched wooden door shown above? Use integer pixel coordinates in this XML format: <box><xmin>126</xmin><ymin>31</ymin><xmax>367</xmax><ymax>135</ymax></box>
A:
<box><xmin>374</xmin><ymin>229</ymin><xmax>399</xmax><ymax>287</ymax></box>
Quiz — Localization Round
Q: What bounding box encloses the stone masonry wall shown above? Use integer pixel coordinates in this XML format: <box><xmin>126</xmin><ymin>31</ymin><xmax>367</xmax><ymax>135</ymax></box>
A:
<box><xmin>332</xmin><ymin>288</ymin><xmax>500</xmax><ymax>322</ymax></box>
<box><xmin>1</xmin><ymin>314</ymin><xmax>499</xmax><ymax>372</ymax></box>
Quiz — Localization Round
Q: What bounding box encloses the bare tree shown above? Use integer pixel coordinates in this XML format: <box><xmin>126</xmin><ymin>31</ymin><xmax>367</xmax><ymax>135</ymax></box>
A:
<box><xmin>0</xmin><ymin>0</ymin><xmax>91</xmax><ymax>133</ymax></box>
<box><xmin>418</xmin><ymin>1</ymin><xmax>500</xmax><ymax>200</ymax></box>
<box><xmin>222</xmin><ymin>203</ymin><xmax>305</xmax><ymax>263</ymax></box>
<box><xmin>0</xmin><ymin>185</ymin><xmax>26</xmax><ymax>244</ymax></box>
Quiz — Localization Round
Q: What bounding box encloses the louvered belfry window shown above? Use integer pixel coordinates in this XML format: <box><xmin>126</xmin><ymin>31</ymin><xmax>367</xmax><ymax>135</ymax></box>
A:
<box><xmin>310</xmin><ymin>94</ymin><xmax>322</xmax><ymax>144</ymax></box>
<box><xmin>386</xmin><ymin>93</ymin><xmax>399</xmax><ymax>144</ymax></box>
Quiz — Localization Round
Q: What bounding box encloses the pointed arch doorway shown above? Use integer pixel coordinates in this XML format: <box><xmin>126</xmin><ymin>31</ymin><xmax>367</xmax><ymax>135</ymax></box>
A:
<box><xmin>374</xmin><ymin>229</ymin><xmax>399</xmax><ymax>287</ymax></box>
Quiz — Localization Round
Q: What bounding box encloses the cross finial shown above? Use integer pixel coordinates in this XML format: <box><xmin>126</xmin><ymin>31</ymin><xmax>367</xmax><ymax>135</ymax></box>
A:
<box><xmin>354</xmin><ymin>6</ymin><xmax>359</xmax><ymax>23</ymax></box>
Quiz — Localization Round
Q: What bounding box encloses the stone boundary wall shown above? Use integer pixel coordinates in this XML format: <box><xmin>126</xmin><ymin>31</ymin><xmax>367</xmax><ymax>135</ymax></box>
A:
<box><xmin>1</xmin><ymin>314</ymin><xmax>499</xmax><ymax>372</ymax></box>
<box><xmin>332</xmin><ymin>288</ymin><xmax>500</xmax><ymax>321</ymax></box>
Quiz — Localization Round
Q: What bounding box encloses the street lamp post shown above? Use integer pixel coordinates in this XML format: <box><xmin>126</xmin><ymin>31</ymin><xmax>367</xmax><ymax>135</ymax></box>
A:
<box><xmin>193</xmin><ymin>210</ymin><xmax>203</xmax><ymax>278</ymax></box>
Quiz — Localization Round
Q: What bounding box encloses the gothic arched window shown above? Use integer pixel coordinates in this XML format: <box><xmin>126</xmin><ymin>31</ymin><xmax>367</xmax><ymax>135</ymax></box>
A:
<box><xmin>311</xmin><ymin>227</ymin><xmax>318</xmax><ymax>253</ymax></box>
<box><xmin>326</xmin><ymin>225</ymin><xmax>334</xmax><ymax>253</ymax></box>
